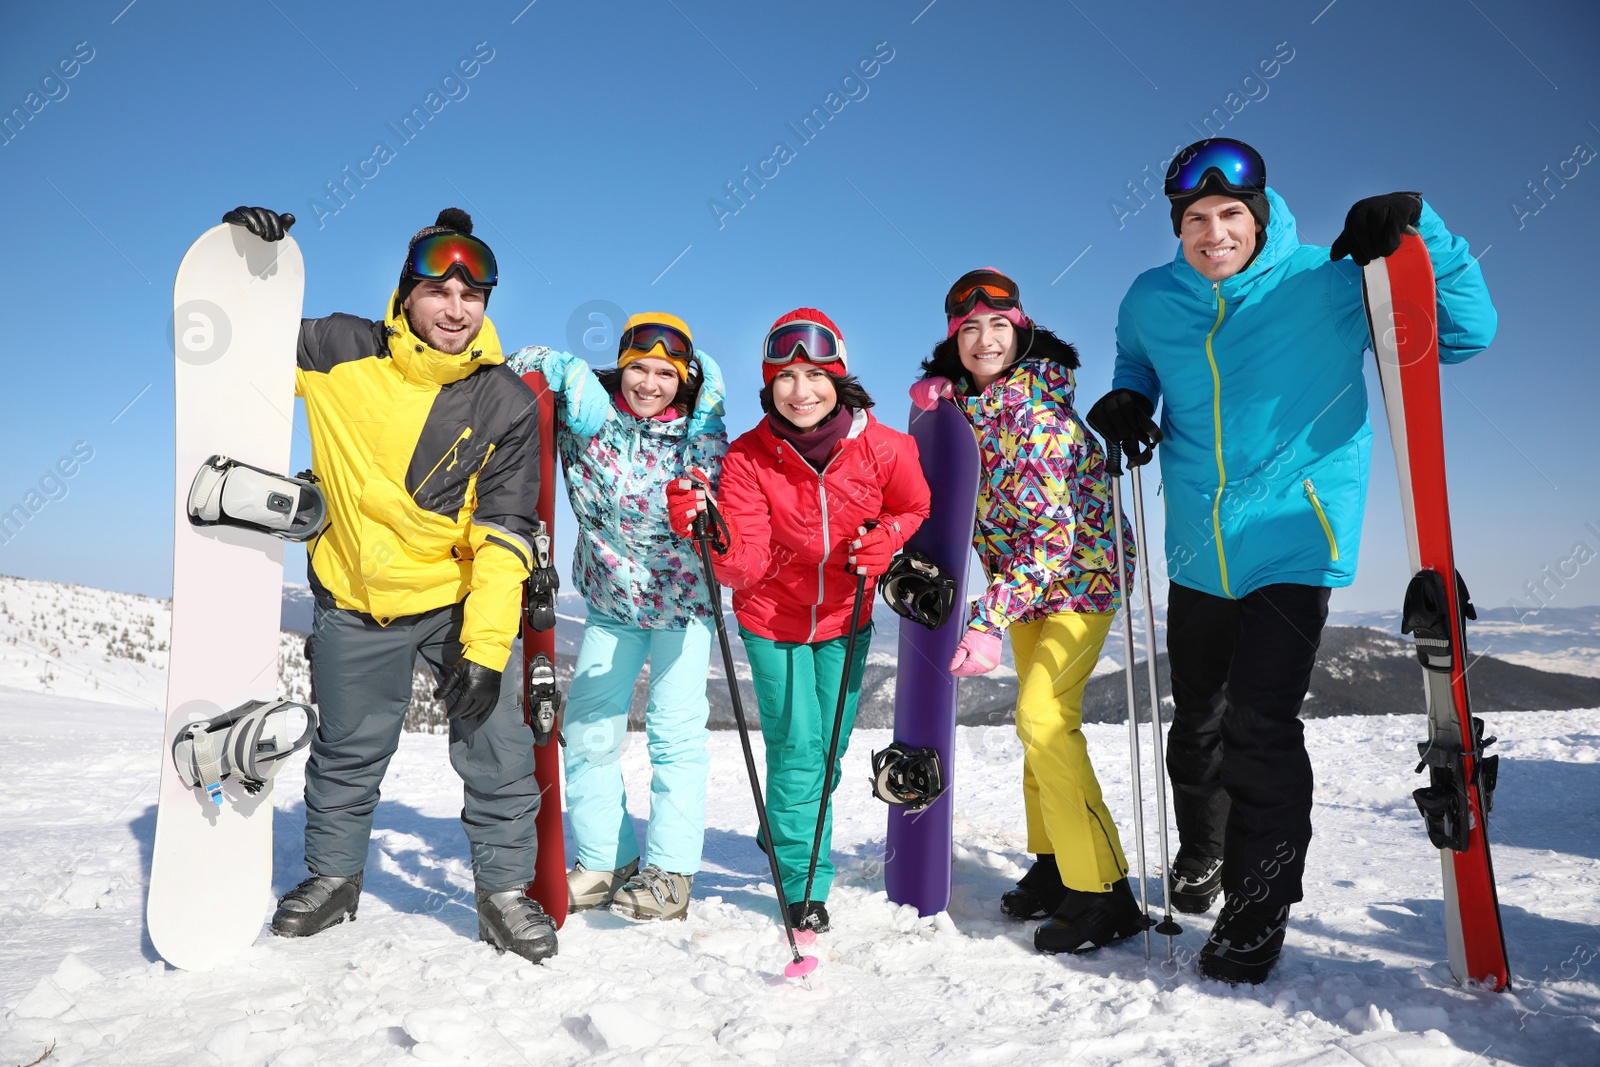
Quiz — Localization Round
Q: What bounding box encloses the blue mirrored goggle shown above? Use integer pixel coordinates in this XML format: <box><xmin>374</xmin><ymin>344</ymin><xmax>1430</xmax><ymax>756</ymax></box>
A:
<box><xmin>1164</xmin><ymin>138</ymin><xmax>1266</xmax><ymax>197</ymax></box>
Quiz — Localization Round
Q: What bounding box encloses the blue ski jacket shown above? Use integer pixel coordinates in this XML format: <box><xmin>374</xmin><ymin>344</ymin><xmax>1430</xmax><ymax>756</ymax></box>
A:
<box><xmin>1112</xmin><ymin>188</ymin><xmax>1495</xmax><ymax>599</ymax></box>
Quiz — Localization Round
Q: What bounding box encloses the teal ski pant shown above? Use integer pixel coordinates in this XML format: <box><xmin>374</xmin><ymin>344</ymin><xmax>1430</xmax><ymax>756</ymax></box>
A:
<box><xmin>740</xmin><ymin>624</ymin><xmax>871</xmax><ymax>904</ymax></box>
<box><xmin>563</xmin><ymin>610</ymin><xmax>712</xmax><ymax>875</ymax></box>
<box><xmin>303</xmin><ymin>601</ymin><xmax>539</xmax><ymax>891</ymax></box>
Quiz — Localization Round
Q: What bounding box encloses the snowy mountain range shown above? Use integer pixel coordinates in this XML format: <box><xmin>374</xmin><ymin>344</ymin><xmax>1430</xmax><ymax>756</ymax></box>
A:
<box><xmin>4</xmin><ymin>574</ymin><xmax>1594</xmax><ymax>737</ymax></box>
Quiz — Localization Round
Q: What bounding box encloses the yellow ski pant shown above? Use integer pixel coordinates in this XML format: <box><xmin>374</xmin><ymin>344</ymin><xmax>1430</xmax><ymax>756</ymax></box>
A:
<box><xmin>1010</xmin><ymin>610</ymin><xmax>1128</xmax><ymax>893</ymax></box>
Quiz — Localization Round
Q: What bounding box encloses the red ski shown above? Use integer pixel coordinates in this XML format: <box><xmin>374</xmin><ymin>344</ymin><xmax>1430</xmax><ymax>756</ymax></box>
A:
<box><xmin>1363</xmin><ymin>232</ymin><xmax>1508</xmax><ymax>990</ymax></box>
<box><xmin>520</xmin><ymin>369</ymin><xmax>568</xmax><ymax>928</ymax></box>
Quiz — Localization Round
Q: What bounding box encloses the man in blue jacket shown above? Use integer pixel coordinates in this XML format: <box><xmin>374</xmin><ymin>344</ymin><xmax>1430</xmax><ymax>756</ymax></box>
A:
<box><xmin>1088</xmin><ymin>138</ymin><xmax>1494</xmax><ymax>984</ymax></box>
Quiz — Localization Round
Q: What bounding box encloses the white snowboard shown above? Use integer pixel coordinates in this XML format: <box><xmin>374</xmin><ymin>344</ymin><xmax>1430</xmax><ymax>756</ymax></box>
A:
<box><xmin>146</xmin><ymin>224</ymin><xmax>304</xmax><ymax>971</ymax></box>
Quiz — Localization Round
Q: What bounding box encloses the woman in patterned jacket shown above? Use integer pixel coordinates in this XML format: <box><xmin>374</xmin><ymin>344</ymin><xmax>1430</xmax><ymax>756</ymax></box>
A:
<box><xmin>507</xmin><ymin>313</ymin><xmax>727</xmax><ymax>922</ymax></box>
<box><xmin>912</xmin><ymin>269</ymin><xmax>1146</xmax><ymax>956</ymax></box>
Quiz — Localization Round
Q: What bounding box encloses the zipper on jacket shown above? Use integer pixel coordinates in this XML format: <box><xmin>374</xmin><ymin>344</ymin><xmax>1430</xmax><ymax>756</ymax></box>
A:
<box><xmin>1204</xmin><ymin>284</ymin><xmax>1232</xmax><ymax>598</ymax></box>
<box><xmin>811</xmin><ymin>476</ymin><xmax>830</xmax><ymax>643</ymax></box>
<box><xmin>1303</xmin><ymin>479</ymin><xmax>1339</xmax><ymax>561</ymax></box>
<box><xmin>413</xmin><ymin>427</ymin><xmax>473</xmax><ymax>498</ymax></box>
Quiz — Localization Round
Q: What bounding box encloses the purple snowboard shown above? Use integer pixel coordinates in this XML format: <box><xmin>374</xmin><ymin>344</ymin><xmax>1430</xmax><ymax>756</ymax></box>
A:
<box><xmin>884</xmin><ymin>397</ymin><xmax>981</xmax><ymax>915</ymax></box>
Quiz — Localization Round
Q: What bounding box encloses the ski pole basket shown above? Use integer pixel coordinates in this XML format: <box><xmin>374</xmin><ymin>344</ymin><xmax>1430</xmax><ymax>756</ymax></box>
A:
<box><xmin>525</xmin><ymin>521</ymin><xmax>560</xmax><ymax>632</ymax></box>
<box><xmin>187</xmin><ymin>455</ymin><xmax>327</xmax><ymax>542</ymax></box>
<box><xmin>526</xmin><ymin>652</ymin><xmax>564</xmax><ymax>747</ymax></box>
<box><xmin>172</xmin><ymin>698</ymin><xmax>318</xmax><ymax>806</ymax></box>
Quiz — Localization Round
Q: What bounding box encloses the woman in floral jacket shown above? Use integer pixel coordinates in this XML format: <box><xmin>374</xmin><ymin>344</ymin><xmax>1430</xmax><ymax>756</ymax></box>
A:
<box><xmin>507</xmin><ymin>313</ymin><xmax>726</xmax><ymax>922</ymax></box>
<box><xmin>913</xmin><ymin>269</ymin><xmax>1145</xmax><ymax>956</ymax></box>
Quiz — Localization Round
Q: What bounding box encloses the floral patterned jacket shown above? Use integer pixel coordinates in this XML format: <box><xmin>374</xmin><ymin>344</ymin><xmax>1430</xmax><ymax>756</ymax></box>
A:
<box><xmin>506</xmin><ymin>346</ymin><xmax>728</xmax><ymax>629</ymax></box>
<box><xmin>955</xmin><ymin>357</ymin><xmax>1133</xmax><ymax>635</ymax></box>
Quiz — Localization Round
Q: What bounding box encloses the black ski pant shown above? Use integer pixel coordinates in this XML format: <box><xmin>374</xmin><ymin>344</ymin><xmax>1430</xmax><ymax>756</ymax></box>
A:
<box><xmin>1164</xmin><ymin>580</ymin><xmax>1329</xmax><ymax>909</ymax></box>
<box><xmin>302</xmin><ymin>601</ymin><xmax>539</xmax><ymax>891</ymax></box>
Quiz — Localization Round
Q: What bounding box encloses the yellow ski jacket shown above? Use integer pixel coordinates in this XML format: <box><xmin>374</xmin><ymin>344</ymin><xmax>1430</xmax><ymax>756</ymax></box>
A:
<box><xmin>295</xmin><ymin>294</ymin><xmax>540</xmax><ymax>671</ymax></box>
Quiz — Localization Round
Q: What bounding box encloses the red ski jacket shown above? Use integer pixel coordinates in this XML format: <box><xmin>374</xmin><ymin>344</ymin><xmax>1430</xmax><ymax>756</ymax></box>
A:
<box><xmin>713</xmin><ymin>409</ymin><xmax>931</xmax><ymax>644</ymax></box>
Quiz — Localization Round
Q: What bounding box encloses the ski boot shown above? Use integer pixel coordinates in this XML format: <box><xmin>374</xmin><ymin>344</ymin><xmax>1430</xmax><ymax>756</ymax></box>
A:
<box><xmin>567</xmin><ymin>859</ymin><xmax>639</xmax><ymax>911</ymax></box>
<box><xmin>1198</xmin><ymin>895</ymin><xmax>1289</xmax><ymax>985</ymax></box>
<box><xmin>1170</xmin><ymin>849</ymin><xmax>1224</xmax><ymax>914</ymax></box>
<box><xmin>1034</xmin><ymin>878</ymin><xmax>1151</xmax><ymax>955</ymax></box>
<box><xmin>271</xmin><ymin>872</ymin><xmax>362</xmax><ymax>937</ymax></box>
<box><xmin>610</xmin><ymin>865</ymin><xmax>693</xmax><ymax>922</ymax></box>
<box><xmin>788</xmin><ymin>901</ymin><xmax>830</xmax><ymax>934</ymax></box>
<box><xmin>476</xmin><ymin>886</ymin><xmax>558</xmax><ymax>964</ymax></box>
<box><xmin>1001</xmin><ymin>854</ymin><xmax>1068</xmax><ymax>920</ymax></box>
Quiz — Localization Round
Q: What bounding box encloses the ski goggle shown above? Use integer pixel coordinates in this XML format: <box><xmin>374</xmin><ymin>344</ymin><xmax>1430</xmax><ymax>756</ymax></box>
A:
<box><xmin>945</xmin><ymin>270</ymin><xmax>1021</xmax><ymax>318</ymax></box>
<box><xmin>407</xmin><ymin>232</ymin><xmax>499</xmax><ymax>288</ymax></box>
<box><xmin>1164</xmin><ymin>138</ymin><xmax>1266</xmax><ymax>198</ymax></box>
<box><xmin>763</xmin><ymin>321</ymin><xmax>844</xmax><ymax>366</ymax></box>
<box><xmin>620</xmin><ymin>321</ymin><xmax>693</xmax><ymax>362</ymax></box>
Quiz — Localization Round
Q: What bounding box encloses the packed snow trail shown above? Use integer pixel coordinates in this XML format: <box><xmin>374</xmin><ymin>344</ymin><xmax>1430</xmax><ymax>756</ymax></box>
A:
<box><xmin>2</xmin><ymin>688</ymin><xmax>1596</xmax><ymax>1065</ymax></box>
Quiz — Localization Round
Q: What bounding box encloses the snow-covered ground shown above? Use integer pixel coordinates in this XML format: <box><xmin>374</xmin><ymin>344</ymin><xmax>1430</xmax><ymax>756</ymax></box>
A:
<box><xmin>2</xmin><ymin>687</ymin><xmax>1596</xmax><ymax>1066</ymax></box>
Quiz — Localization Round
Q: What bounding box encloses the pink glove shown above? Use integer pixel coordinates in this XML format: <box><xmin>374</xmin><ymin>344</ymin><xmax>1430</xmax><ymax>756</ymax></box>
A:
<box><xmin>949</xmin><ymin>628</ymin><xmax>1002</xmax><ymax>676</ymax></box>
<box><xmin>665</xmin><ymin>467</ymin><xmax>713</xmax><ymax>538</ymax></box>
<box><xmin>910</xmin><ymin>377</ymin><xmax>954</xmax><ymax>411</ymax></box>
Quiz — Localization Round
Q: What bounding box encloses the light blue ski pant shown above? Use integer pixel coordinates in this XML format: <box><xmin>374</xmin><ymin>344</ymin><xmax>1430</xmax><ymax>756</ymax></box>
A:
<box><xmin>303</xmin><ymin>601</ymin><xmax>539</xmax><ymax>891</ymax></box>
<box><xmin>563</xmin><ymin>610</ymin><xmax>712</xmax><ymax>875</ymax></box>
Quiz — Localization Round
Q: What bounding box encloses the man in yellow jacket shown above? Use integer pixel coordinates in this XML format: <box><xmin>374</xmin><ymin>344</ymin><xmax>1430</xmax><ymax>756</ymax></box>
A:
<box><xmin>220</xmin><ymin>206</ymin><xmax>554</xmax><ymax>962</ymax></box>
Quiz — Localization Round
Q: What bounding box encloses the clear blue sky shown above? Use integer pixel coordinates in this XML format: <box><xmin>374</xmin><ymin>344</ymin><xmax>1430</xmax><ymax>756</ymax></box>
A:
<box><xmin>3</xmin><ymin>0</ymin><xmax>1597</xmax><ymax>617</ymax></box>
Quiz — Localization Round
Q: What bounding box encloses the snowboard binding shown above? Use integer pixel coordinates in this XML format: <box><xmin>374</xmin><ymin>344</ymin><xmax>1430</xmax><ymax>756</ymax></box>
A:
<box><xmin>525</xmin><ymin>652</ymin><xmax>564</xmax><ymax>747</ymax></box>
<box><xmin>870</xmin><ymin>742</ymin><xmax>946</xmax><ymax>813</ymax></box>
<box><xmin>879</xmin><ymin>550</ymin><xmax>957</xmax><ymax>631</ymax></box>
<box><xmin>187</xmin><ymin>456</ymin><xmax>327</xmax><ymax>542</ymax></box>
<box><xmin>172</xmin><ymin>698</ymin><xmax>318</xmax><ymax>806</ymax></box>
<box><xmin>525</xmin><ymin>521</ymin><xmax>560</xmax><ymax>632</ymax></box>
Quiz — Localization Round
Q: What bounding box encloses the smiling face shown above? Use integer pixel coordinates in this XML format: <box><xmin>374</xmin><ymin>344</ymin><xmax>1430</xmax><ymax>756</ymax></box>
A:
<box><xmin>1179</xmin><ymin>195</ymin><xmax>1261</xmax><ymax>281</ymax></box>
<box><xmin>955</xmin><ymin>312</ymin><xmax>1019</xmax><ymax>392</ymax></box>
<box><xmin>769</xmin><ymin>364</ymin><xmax>839</xmax><ymax>430</ymax></box>
<box><xmin>619</xmin><ymin>356</ymin><xmax>682</xmax><ymax>418</ymax></box>
<box><xmin>403</xmin><ymin>275</ymin><xmax>487</xmax><ymax>354</ymax></box>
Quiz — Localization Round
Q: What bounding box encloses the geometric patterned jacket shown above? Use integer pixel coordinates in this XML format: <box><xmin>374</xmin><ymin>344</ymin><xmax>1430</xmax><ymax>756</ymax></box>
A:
<box><xmin>955</xmin><ymin>356</ymin><xmax>1133</xmax><ymax>635</ymax></box>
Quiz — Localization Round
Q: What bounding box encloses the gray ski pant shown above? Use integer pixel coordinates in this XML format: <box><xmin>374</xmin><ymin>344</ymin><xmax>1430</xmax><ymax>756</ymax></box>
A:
<box><xmin>302</xmin><ymin>601</ymin><xmax>539</xmax><ymax>891</ymax></box>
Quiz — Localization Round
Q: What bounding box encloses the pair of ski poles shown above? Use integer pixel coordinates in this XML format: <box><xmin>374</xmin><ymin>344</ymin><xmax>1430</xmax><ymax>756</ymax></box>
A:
<box><xmin>691</xmin><ymin>506</ymin><xmax>873</xmax><ymax>979</ymax></box>
<box><xmin>1106</xmin><ymin>443</ymin><xmax>1182</xmax><ymax>959</ymax></box>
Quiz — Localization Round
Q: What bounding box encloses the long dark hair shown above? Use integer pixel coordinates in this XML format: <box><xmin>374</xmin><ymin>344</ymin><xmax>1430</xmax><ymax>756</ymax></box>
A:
<box><xmin>919</xmin><ymin>323</ymin><xmax>1080</xmax><ymax>391</ymax></box>
<box><xmin>596</xmin><ymin>361</ymin><xmax>704</xmax><ymax>419</ymax></box>
<box><xmin>757</xmin><ymin>372</ymin><xmax>875</xmax><ymax>420</ymax></box>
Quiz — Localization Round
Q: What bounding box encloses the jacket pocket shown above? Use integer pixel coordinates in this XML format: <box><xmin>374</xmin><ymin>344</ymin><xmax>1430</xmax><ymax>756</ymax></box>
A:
<box><xmin>1302</xmin><ymin>479</ymin><xmax>1339</xmax><ymax>562</ymax></box>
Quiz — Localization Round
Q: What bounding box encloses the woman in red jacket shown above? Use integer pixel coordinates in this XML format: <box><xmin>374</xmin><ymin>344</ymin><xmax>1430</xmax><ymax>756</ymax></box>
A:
<box><xmin>667</xmin><ymin>308</ymin><xmax>930</xmax><ymax>933</ymax></box>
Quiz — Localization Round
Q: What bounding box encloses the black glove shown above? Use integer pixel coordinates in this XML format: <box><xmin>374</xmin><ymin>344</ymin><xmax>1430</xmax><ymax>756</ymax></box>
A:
<box><xmin>222</xmin><ymin>206</ymin><xmax>295</xmax><ymax>242</ymax></box>
<box><xmin>1329</xmin><ymin>192</ymin><xmax>1422</xmax><ymax>266</ymax></box>
<box><xmin>435</xmin><ymin>660</ymin><xmax>503</xmax><ymax>726</ymax></box>
<box><xmin>1086</xmin><ymin>389</ymin><xmax>1161</xmax><ymax>471</ymax></box>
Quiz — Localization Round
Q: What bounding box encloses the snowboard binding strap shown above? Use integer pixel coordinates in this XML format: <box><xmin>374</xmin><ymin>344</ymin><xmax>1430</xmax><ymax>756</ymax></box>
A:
<box><xmin>173</xmin><ymin>698</ymin><xmax>318</xmax><ymax>806</ymax></box>
<box><xmin>525</xmin><ymin>652</ymin><xmax>564</xmax><ymax>748</ymax></box>
<box><xmin>188</xmin><ymin>455</ymin><xmax>327</xmax><ymax>542</ymax></box>
<box><xmin>524</xmin><ymin>521</ymin><xmax>560</xmax><ymax>632</ymax></box>
<box><xmin>870</xmin><ymin>742</ymin><xmax>946</xmax><ymax>813</ymax></box>
<box><xmin>879</xmin><ymin>550</ymin><xmax>957</xmax><ymax>631</ymax></box>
